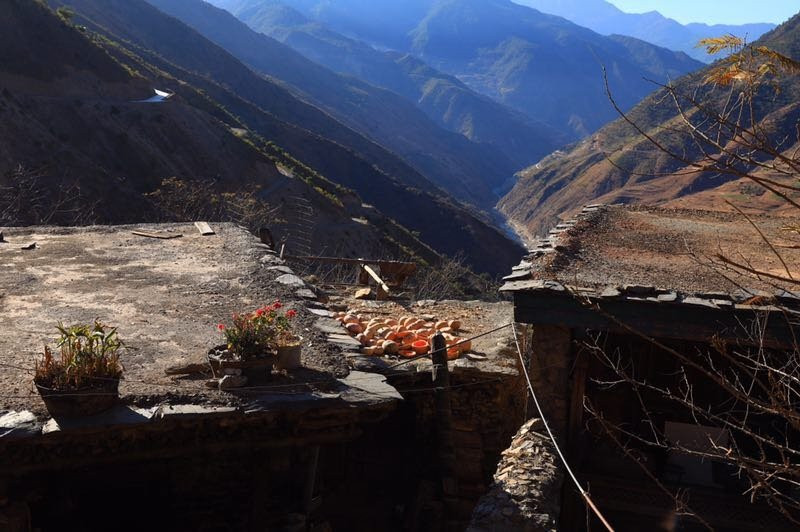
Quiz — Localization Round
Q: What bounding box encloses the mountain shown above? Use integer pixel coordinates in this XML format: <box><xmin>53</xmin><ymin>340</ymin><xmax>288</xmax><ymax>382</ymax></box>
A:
<box><xmin>2</xmin><ymin>0</ymin><xmax>525</xmax><ymax>276</ymax></box>
<box><xmin>242</xmin><ymin>0</ymin><xmax>703</xmax><ymax>138</ymax></box>
<box><xmin>514</xmin><ymin>0</ymin><xmax>776</xmax><ymax>63</ymax></box>
<box><xmin>205</xmin><ymin>0</ymin><xmax>566</xmax><ymax>173</ymax></box>
<box><xmin>498</xmin><ymin>13</ymin><xmax>800</xmax><ymax>242</ymax></box>
<box><xmin>0</xmin><ymin>0</ymin><xmax>433</xmax><ymax>264</ymax></box>
<box><xmin>141</xmin><ymin>0</ymin><xmax>539</xmax><ymax>207</ymax></box>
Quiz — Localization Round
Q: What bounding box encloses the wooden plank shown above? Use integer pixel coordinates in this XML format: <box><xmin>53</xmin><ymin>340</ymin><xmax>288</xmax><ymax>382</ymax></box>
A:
<box><xmin>131</xmin><ymin>231</ymin><xmax>182</xmax><ymax>240</ymax></box>
<box><xmin>360</xmin><ymin>264</ymin><xmax>390</xmax><ymax>299</ymax></box>
<box><xmin>194</xmin><ymin>221</ymin><xmax>215</xmax><ymax>236</ymax></box>
<box><xmin>513</xmin><ymin>291</ymin><xmax>797</xmax><ymax>348</ymax></box>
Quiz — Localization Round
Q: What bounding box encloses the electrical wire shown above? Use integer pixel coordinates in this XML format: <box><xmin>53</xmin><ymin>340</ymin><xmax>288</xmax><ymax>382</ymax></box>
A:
<box><xmin>511</xmin><ymin>322</ymin><xmax>615</xmax><ymax>532</ymax></box>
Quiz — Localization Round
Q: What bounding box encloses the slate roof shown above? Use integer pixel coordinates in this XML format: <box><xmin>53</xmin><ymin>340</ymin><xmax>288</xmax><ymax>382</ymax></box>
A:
<box><xmin>501</xmin><ymin>205</ymin><xmax>800</xmax><ymax>311</ymax></box>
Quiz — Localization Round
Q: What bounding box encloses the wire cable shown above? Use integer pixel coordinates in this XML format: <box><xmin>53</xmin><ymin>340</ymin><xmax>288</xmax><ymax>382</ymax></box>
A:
<box><xmin>511</xmin><ymin>322</ymin><xmax>615</xmax><ymax>532</ymax></box>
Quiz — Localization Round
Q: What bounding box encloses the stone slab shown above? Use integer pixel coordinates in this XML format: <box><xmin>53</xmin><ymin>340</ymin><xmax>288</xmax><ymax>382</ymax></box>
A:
<box><xmin>42</xmin><ymin>406</ymin><xmax>158</xmax><ymax>434</ymax></box>
<box><xmin>339</xmin><ymin>371</ymin><xmax>402</xmax><ymax>402</ymax></box>
<box><xmin>308</xmin><ymin>308</ymin><xmax>335</xmax><ymax>318</ymax></box>
<box><xmin>326</xmin><ymin>334</ymin><xmax>361</xmax><ymax>347</ymax></box>
<box><xmin>152</xmin><ymin>404</ymin><xmax>240</xmax><ymax>420</ymax></box>
<box><xmin>314</xmin><ymin>318</ymin><xmax>346</xmax><ymax>335</ymax></box>
<box><xmin>0</xmin><ymin>410</ymin><xmax>41</xmax><ymax>439</ymax></box>
<box><xmin>275</xmin><ymin>274</ymin><xmax>305</xmax><ymax>288</ymax></box>
<box><xmin>295</xmin><ymin>288</ymin><xmax>318</xmax><ymax>300</ymax></box>
<box><xmin>266</xmin><ymin>265</ymin><xmax>294</xmax><ymax>274</ymax></box>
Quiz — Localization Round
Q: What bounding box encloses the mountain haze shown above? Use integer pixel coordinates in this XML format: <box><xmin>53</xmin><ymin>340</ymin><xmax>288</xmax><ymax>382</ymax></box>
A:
<box><xmin>145</xmin><ymin>0</ymin><xmax>543</xmax><ymax>206</ymax></box>
<box><xmin>205</xmin><ymin>0</ymin><xmax>566</xmax><ymax>172</ymax></box>
<box><xmin>498</xmin><ymin>12</ymin><xmax>800</xmax><ymax>241</ymax></box>
<box><xmin>515</xmin><ymin>0</ymin><xmax>776</xmax><ymax>63</ymax></box>
<box><xmin>4</xmin><ymin>0</ymin><xmax>525</xmax><ymax>275</ymax></box>
<box><xmin>250</xmin><ymin>0</ymin><xmax>703</xmax><ymax>138</ymax></box>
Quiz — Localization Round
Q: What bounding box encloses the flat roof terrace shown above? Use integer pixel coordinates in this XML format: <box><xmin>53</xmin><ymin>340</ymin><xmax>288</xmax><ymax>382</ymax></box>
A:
<box><xmin>0</xmin><ymin>223</ymin><xmax>397</xmax><ymax>421</ymax></box>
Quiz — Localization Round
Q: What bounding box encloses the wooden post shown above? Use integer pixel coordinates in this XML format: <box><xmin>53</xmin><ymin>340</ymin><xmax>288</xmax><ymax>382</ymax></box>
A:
<box><xmin>431</xmin><ymin>332</ymin><xmax>458</xmax><ymax>528</ymax></box>
<box><xmin>359</xmin><ymin>264</ymin><xmax>390</xmax><ymax>299</ymax></box>
<box><xmin>303</xmin><ymin>446</ymin><xmax>320</xmax><ymax>515</ymax></box>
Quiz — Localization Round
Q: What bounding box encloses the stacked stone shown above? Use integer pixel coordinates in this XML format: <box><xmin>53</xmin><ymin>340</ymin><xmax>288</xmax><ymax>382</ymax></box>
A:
<box><xmin>468</xmin><ymin>418</ymin><xmax>563</xmax><ymax>532</ymax></box>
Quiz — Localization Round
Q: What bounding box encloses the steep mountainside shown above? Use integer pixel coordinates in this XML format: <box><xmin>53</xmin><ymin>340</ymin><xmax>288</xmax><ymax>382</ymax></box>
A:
<box><xmin>239</xmin><ymin>0</ymin><xmax>703</xmax><ymax>138</ymax></box>
<box><xmin>498</xmin><ymin>13</ymin><xmax>800</xmax><ymax>242</ymax></box>
<box><xmin>210</xmin><ymin>0</ymin><xmax>566</xmax><ymax>172</ymax></box>
<box><xmin>144</xmin><ymin>0</ymin><xmax>527</xmax><ymax>206</ymax></box>
<box><xmin>515</xmin><ymin>0</ymin><xmax>775</xmax><ymax>63</ymax></box>
<box><xmin>1</xmin><ymin>0</ymin><xmax>525</xmax><ymax>275</ymax></box>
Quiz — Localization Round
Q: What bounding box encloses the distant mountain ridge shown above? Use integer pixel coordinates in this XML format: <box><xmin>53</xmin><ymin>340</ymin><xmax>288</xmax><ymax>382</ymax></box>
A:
<box><xmin>146</xmin><ymin>0</ymin><xmax>562</xmax><ymax>205</ymax></box>
<box><xmin>498</xmin><ymin>12</ymin><xmax>800</xmax><ymax>241</ymax></box>
<box><xmin>205</xmin><ymin>0</ymin><xmax>567</xmax><ymax>174</ymax></box>
<box><xmin>515</xmin><ymin>0</ymin><xmax>775</xmax><ymax>63</ymax></box>
<box><xmin>241</xmin><ymin>0</ymin><xmax>703</xmax><ymax>138</ymax></box>
<box><xmin>1</xmin><ymin>0</ymin><xmax>526</xmax><ymax>275</ymax></box>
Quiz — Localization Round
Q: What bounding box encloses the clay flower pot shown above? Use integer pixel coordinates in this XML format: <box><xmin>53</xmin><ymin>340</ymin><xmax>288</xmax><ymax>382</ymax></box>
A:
<box><xmin>275</xmin><ymin>338</ymin><xmax>303</xmax><ymax>371</ymax></box>
<box><xmin>35</xmin><ymin>378</ymin><xmax>120</xmax><ymax>418</ymax></box>
<box><xmin>207</xmin><ymin>345</ymin><xmax>275</xmax><ymax>382</ymax></box>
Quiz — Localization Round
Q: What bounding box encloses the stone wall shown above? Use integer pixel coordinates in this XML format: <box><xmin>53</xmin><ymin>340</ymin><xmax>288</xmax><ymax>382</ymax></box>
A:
<box><xmin>386</xmin><ymin>368</ymin><xmax>527</xmax><ymax>531</ymax></box>
<box><xmin>468</xmin><ymin>418</ymin><xmax>563</xmax><ymax>532</ymax></box>
<box><xmin>529</xmin><ymin>325</ymin><xmax>573</xmax><ymax>442</ymax></box>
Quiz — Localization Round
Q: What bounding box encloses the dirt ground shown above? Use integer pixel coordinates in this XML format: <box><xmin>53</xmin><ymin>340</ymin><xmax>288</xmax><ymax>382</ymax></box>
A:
<box><xmin>0</xmin><ymin>223</ymin><xmax>344</xmax><ymax>415</ymax></box>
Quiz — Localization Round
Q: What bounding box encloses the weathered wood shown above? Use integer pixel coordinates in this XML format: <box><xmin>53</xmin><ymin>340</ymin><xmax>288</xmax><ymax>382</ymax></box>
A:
<box><xmin>513</xmin><ymin>291</ymin><xmax>797</xmax><ymax>349</ymax></box>
<box><xmin>131</xmin><ymin>231</ymin><xmax>182</xmax><ymax>240</ymax></box>
<box><xmin>194</xmin><ymin>221</ymin><xmax>215</xmax><ymax>236</ymax></box>
<box><xmin>431</xmin><ymin>333</ymin><xmax>459</xmax><ymax>512</ymax></box>
<box><xmin>360</xmin><ymin>264</ymin><xmax>390</xmax><ymax>299</ymax></box>
<box><xmin>284</xmin><ymin>255</ymin><xmax>417</xmax><ymax>287</ymax></box>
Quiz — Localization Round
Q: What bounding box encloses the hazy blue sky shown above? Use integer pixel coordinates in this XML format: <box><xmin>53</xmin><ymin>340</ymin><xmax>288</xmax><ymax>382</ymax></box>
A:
<box><xmin>607</xmin><ymin>1</ymin><xmax>798</xmax><ymax>25</ymax></box>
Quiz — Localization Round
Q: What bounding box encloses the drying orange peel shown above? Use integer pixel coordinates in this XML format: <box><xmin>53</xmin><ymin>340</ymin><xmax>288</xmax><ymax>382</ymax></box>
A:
<box><xmin>335</xmin><ymin>312</ymin><xmax>470</xmax><ymax>359</ymax></box>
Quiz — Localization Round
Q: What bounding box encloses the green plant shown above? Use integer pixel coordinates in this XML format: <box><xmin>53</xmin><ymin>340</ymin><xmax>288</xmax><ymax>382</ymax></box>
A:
<box><xmin>34</xmin><ymin>321</ymin><xmax>123</xmax><ymax>390</ymax></box>
<box><xmin>218</xmin><ymin>302</ymin><xmax>297</xmax><ymax>359</ymax></box>
<box><xmin>56</xmin><ymin>6</ymin><xmax>75</xmax><ymax>23</ymax></box>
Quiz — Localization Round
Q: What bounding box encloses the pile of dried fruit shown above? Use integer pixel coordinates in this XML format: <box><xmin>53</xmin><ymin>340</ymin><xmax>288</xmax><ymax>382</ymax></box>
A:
<box><xmin>334</xmin><ymin>312</ymin><xmax>472</xmax><ymax>360</ymax></box>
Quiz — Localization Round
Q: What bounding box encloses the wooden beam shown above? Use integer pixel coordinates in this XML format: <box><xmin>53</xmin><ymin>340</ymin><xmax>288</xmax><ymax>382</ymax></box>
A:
<box><xmin>194</xmin><ymin>221</ymin><xmax>215</xmax><ymax>236</ymax></box>
<box><xmin>131</xmin><ymin>231</ymin><xmax>182</xmax><ymax>240</ymax></box>
<box><xmin>513</xmin><ymin>292</ymin><xmax>797</xmax><ymax>348</ymax></box>
<box><xmin>360</xmin><ymin>264</ymin><xmax>390</xmax><ymax>299</ymax></box>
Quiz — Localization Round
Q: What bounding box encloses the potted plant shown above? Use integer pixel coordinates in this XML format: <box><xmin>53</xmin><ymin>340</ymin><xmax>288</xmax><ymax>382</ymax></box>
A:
<box><xmin>274</xmin><ymin>319</ymin><xmax>302</xmax><ymax>371</ymax></box>
<box><xmin>209</xmin><ymin>302</ymin><xmax>299</xmax><ymax>380</ymax></box>
<box><xmin>33</xmin><ymin>321</ymin><xmax>124</xmax><ymax>418</ymax></box>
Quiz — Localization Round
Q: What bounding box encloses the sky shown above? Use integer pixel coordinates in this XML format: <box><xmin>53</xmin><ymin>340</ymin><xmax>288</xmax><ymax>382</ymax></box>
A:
<box><xmin>606</xmin><ymin>1</ymin><xmax>798</xmax><ymax>26</ymax></box>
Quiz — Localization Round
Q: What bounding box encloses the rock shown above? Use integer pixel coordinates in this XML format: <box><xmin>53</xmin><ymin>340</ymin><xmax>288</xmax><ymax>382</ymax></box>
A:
<box><xmin>164</xmin><ymin>361</ymin><xmax>209</xmax><ymax>375</ymax></box>
<box><xmin>219</xmin><ymin>374</ymin><xmax>248</xmax><ymax>390</ymax></box>
<box><xmin>20</xmin><ymin>242</ymin><xmax>36</xmax><ymax>250</ymax></box>
<box><xmin>354</xmin><ymin>288</ymin><xmax>372</xmax><ymax>300</ymax></box>
<box><xmin>267</xmin><ymin>265</ymin><xmax>294</xmax><ymax>274</ymax></box>
<box><xmin>223</xmin><ymin>367</ymin><xmax>242</xmax><ymax>376</ymax></box>
<box><xmin>296</xmin><ymin>288</ymin><xmax>318</xmax><ymax>300</ymax></box>
<box><xmin>275</xmin><ymin>274</ymin><xmax>305</xmax><ymax>288</ymax></box>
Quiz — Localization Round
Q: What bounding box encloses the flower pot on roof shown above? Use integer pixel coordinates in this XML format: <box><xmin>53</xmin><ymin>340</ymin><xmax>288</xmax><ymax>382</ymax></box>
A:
<box><xmin>275</xmin><ymin>330</ymin><xmax>303</xmax><ymax>371</ymax></box>
<box><xmin>33</xmin><ymin>321</ymin><xmax>124</xmax><ymax>418</ymax></box>
<box><xmin>209</xmin><ymin>302</ymin><xmax>299</xmax><ymax>384</ymax></box>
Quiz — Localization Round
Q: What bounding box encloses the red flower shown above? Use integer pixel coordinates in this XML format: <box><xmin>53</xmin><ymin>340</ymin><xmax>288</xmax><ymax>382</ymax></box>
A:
<box><xmin>217</xmin><ymin>323</ymin><xmax>226</xmax><ymax>331</ymax></box>
<box><xmin>273</xmin><ymin>301</ymin><xmax>282</xmax><ymax>309</ymax></box>
<box><xmin>286</xmin><ymin>309</ymin><xmax>297</xmax><ymax>318</ymax></box>
<box><xmin>255</xmin><ymin>308</ymin><xmax>265</xmax><ymax>317</ymax></box>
